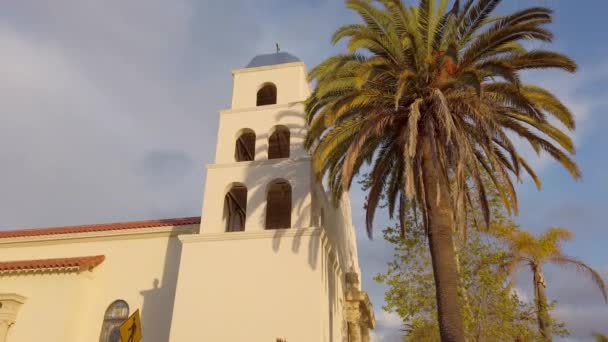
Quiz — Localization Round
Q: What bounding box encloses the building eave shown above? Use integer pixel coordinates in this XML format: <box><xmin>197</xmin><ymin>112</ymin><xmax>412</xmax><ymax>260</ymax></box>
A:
<box><xmin>0</xmin><ymin>217</ymin><xmax>201</xmax><ymax>246</ymax></box>
<box><xmin>0</xmin><ymin>255</ymin><xmax>105</xmax><ymax>276</ymax></box>
<box><xmin>0</xmin><ymin>224</ymin><xmax>199</xmax><ymax>247</ymax></box>
<box><xmin>232</xmin><ymin>61</ymin><xmax>306</xmax><ymax>75</ymax></box>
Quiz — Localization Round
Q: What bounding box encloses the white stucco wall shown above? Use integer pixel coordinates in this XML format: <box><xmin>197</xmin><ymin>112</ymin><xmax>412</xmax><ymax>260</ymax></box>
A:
<box><xmin>2</xmin><ymin>272</ymin><xmax>88</xmax><ymax>342</ymax></box>
<box><xmin>1</xmin><ymin>223</ymin><xmax>355</xmax><ymax>342</ymax></box>
<box><xmin>0</xmin><ymin>225</ymin><xmax>196</xmax><ymax>342</ymax></box>
<box><xmin>169</xmin><ymin>228</ymin><xmax>348</xmax><ymax>342</ymax></box>
<box><xmin>313</xmin><ymin>185</ymin><xmax>362</xmax><ymax>280</ymax></box>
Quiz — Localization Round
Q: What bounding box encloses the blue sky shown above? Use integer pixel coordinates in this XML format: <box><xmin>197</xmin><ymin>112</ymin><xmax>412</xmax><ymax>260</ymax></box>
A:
<box><xmin>0</xmin><ymin>1</ymin><xmax>606</xmax><ymax>341</ymax></box>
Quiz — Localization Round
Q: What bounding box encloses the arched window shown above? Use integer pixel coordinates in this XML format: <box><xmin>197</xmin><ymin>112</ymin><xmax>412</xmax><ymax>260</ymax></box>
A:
<box><xmin>266</xmin><ymin>180</ymin><xmax>292</xmax><ymax>229</ymax></box>
<box><xmin>235</xmin><ymin>129</ymin><xmax>255</xmax><ymax>162</ymax></box>
<box><xmin>99</xmin><ymin>300</ymin><xmax>129</xmax><ymax>342</ymax></box>
<box><xmin>268</xmin><ymin>126</ymin><xmax>290</xmax><ymax>159</ymax></box>
<box><xmin>257</xmin><ymin>83</ymin><xmax>277</xmax><ymax>106</ymax></box>
<box><xmin>224</xmin><ymin>184</ymin><xmax>247</xmax><ymax>232</ymax></box>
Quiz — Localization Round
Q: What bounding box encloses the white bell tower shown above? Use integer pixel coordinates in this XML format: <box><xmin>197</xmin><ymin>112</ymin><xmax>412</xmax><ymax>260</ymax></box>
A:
<box><xmin>199</xmin><ymin>52</ymin><xmax>313</xmax><ymax>233</ymax></box>
<box><xmin>169</xmin><ymin>52</ymin><xmax>374</xmax><ymax>342</ymax></box>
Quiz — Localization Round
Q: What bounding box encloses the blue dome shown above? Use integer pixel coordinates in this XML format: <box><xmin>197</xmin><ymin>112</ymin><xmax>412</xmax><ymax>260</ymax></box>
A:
<box><xmin>246</xmin><ymin>52</ymin><xmax>301</xmax><ymax>68</ymax></box>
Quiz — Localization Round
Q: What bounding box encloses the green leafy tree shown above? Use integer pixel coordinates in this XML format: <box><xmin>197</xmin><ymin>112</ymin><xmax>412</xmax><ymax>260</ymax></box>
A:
<box><xmin>305</xmin><ymin>0</ymin><xmax>579</xmax><ymax>340</ymax></box>
<box><xmin>593</xmin><ymin>332</ymin><xmax>608</xmax><ymax>342</ymax></box>
<box><xmin>494</xmin><ymin>226</ymin><xmax>608</xmax><ymax>341</ymax></box>
<box><xmin>376</xmin><ymin>223</ymin><xmax>543</xmax><ymax>341</ymax></box>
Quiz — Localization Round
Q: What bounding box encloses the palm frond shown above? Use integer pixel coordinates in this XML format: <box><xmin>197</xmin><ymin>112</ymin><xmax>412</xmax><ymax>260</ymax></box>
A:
<box><xmin>306</xmin><ymin>0</ymin><xmax>579</xmax><ymax>241</ymax></box>
<box><xmin>550</xmin><ymin>255</ymin><xmax>608</xmax><ymax>303</ymax></box>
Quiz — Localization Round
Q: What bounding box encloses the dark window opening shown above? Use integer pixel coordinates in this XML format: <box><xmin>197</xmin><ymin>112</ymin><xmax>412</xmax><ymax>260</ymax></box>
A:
<box><xmin>257</xmin><ymin>83</ymin><xmax>277</xmax><ymax>106</ymax></box>
<box><xmin>268</xmin><ymin>126</ymin><xmax>290</xmax><ymax>159</ymax></box>
<box><xmin>224</xmin><ymin>184</ymin><xmax>247</xmax><ymax>232</ymax></box>
<box><xmin>266</xmin><ymin>180</ymin><xmax>292</xmax><ymax>229</ymax></box>
<box><xmin>235</xmin><ymin>130</ymin><xmax>256</xmax><ymax>162</ymax></box>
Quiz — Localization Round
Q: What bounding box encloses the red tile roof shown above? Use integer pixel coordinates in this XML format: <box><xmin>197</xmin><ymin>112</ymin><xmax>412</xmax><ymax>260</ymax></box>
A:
<box><xmin>0</xmin><ymin>216</ymin><xmax>201</xmax><ymax>239</ymax></box>
<box><xmin>0</xmin><ymin>255</ymin><xmax>105</xmax><ymax>273</ymax></box>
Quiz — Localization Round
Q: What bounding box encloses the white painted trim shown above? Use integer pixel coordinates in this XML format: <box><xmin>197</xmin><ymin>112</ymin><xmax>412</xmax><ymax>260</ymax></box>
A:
<box><xmin>0</xmin><ymin>224</ymin><xmax>199</xmax><ymax>247</ymax></box>
<box><xmin>232</xmin><ymin>62</ymin><xmax>306</xmax><ymax>75</ymax></box>
<box><xmin>207</xmin><ymin>156</ymin><xmax>310</xmax><ymax>169</ymax></box>
<box><xmin>219</xmin><ymin>102</ymin><xmax>304</xmax><ymax>115</ymax></box>
<box><xmin>0</xmin><ymin>294</ymin><xmax>26</xmax><ymax>304</ymax></box>
<box><xmin>179</xmin><ymin>226</ymin><xmax>323</xmax><ymax>243</ymax></box>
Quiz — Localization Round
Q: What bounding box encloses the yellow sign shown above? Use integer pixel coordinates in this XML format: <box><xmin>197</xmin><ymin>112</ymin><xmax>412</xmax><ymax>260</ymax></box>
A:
<box><xmin>119</xmin><ymin>309</ymin><xmax>142</xmax><ymax>342</ymax></box>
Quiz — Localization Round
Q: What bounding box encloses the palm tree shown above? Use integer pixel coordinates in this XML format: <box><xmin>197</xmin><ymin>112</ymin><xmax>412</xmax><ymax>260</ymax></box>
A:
<box><xmin>304</xmin><ymin>0</ymin><xmax>580</xmax><ymax>340</ymax></box>
<box><xmin>494</xmin><ymin>226</ymin><xmax>607</xmax><ymax>341</ymax></box>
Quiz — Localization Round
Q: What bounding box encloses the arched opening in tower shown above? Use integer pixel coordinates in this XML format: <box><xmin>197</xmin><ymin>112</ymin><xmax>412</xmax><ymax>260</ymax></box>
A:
<box><xmin>256</xmin><ymin>83</ymin><xmax>277</xmax><ymax>106</ymax></box>
<box><xmin>235</xmin><ymin>130</ymin><xmax>256</xmax><ymax>162</ymax></box>
<box><xmin>266</xmin><ymin>180</ymin><xmax>292</xmax><ymax>229</ymax></box>
<box><xmin>268</xmin><ymin>126</ymin><xmax>290</xmax><ymax>159</ymax></box>
<box><xmin>224</xmin><ymin>184</ymin><xmax>247</xmax><ymax>232</ymax></box>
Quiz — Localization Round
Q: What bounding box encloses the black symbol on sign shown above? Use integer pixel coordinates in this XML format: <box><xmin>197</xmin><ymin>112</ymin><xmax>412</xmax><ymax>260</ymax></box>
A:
<box><xmin>127</xmin><ymin>318</ymin><xmax>137</xmax><ymax>342</ymax></box>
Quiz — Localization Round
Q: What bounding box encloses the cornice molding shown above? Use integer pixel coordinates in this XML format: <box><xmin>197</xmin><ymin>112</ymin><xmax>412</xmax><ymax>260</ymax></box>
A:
<box><xmin>219</xmin><ymin>102</ymin><xmax>304</xmax><ymax>115</ymax></box>
<box><xmin>207</xmin><ymin>156</ymin><xmax>310</xmax><ymax>170</ymax></box>
<box><xmin>179</xmin><ymin>227</ymin><xmax>323</xmax><ymax>243</ymax></box>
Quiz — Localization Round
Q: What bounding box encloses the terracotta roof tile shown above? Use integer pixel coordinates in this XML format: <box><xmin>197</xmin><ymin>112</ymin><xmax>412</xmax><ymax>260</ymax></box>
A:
<box><xmin>0</xmin><ymin>216</ymin><xmax>201</xmax><ymax>239</ymax></box>
<box><xmin>0</xmin><ymin>255</ymin><xmax>105</xmax><ymax>274</ymax></box>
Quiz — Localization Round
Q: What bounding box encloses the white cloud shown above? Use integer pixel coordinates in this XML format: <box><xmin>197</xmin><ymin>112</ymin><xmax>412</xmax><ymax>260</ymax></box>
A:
<box><xmin>369</xmin><ymin>311</ymin><xmax>404</xmax><ymax>342</ymax></box>
<box><xmin>0</xmin><ymin>1</ymin><xmax>266</xmax><ymax>227</ymax></box>
<box><xmin>378</xmin><ymin>310</ymin><xmax>403</xmax><ymax>328</ymax></box>
<box><xmin>511</xmin><ymin>286</ymin><xmax>531</xmax><ymax>302</ymax></box>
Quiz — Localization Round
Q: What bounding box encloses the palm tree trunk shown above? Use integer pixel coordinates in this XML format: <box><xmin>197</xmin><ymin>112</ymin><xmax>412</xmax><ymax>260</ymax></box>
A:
<box><xmin>420</xmin><ymin>135</ymin><xmax>465</xmax><ymax>342</ymax></box>
<box><xmin>453</xmin><ymin>242</ymin><xmax>473</xmax><ymax>335</ymax></box>
<box><xmin>533</xmin><ymin>265</ymin><xmax>552</xmax><ymax>341</ymax></box>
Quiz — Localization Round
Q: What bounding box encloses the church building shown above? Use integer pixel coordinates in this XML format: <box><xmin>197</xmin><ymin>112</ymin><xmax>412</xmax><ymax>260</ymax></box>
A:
<box><xmin>0</xmin><ymin>53</ymin><xmax>375</xmax><ymax>342</ymax></box>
